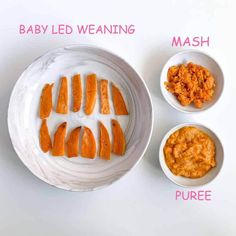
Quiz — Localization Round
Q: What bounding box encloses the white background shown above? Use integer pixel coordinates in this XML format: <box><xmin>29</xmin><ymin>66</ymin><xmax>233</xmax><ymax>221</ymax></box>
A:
<box><xmin>0</xmin><ymin>0</ymin><xmax>236</xmax><ymax>235</ymax></box>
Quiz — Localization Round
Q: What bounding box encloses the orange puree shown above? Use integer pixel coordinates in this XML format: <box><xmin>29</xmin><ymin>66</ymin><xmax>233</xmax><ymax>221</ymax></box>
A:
<box><xmin>164</xmin><ymin>126</ymin><xmax>216</xmax><ymax>178</ymax></box>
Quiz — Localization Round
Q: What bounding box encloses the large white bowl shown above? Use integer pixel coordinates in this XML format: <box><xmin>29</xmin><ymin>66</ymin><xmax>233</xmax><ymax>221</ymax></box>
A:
<box><xmin>8</xmin><ymin>45</ymin><xmax>153</xmax><ymax>191</ymax></box>
<box><xmin>160</xmin><ymin>50</ymin><xmax>224</xmax><ymax>113</ymax></box>
<box><xmin>159</xmin><ymin>123</ymin><xmax>224</xmax><ymax>187</ymax></box>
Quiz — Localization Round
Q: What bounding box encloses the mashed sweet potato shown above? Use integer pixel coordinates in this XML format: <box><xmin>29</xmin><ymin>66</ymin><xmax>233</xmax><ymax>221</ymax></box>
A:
<box><xmin>164</xmin><ymin>126</ymin><xmax>216</xmax><ymax>178</ymax></box>
<box><xmin>165</xmin><ymin>62</ymin><xmax>215</xmax><ymax>108</ymax></box>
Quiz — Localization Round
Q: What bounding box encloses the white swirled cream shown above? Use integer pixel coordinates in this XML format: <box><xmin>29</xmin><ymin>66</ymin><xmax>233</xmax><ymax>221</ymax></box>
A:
<box><xmin>8</xmin><ymin>45</ymin><xmax>153</xmax><ymax>191</ymax></box>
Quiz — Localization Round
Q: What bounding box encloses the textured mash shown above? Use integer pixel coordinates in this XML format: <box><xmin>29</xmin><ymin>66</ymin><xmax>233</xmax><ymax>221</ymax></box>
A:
<box><xmin>165</xmin><ymin>62</ymin><xmax>215</xmax><ymax>108</ymax></box>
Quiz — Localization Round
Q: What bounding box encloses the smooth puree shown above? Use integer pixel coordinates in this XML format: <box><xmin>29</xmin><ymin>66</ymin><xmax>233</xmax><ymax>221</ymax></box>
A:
<box><xmin>164</xmin><ymin>126</ymin><xmax>216</xmax><ymax>178</ymax></box>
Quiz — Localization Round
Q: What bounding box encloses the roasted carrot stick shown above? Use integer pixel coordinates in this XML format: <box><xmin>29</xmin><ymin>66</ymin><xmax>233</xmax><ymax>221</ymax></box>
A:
<box><xmin>52</xmin><ymin>122</ymin><xmax>67</xmax><ymax>156</ymax></box>
<box><xmin>39</xmin><ymin>119</ymin><xmax>52</xmax><ymax>153</ymax></box>
<box><xmin>111</xmin><ymin>84</ymin><xmax>128</xmax><ymax>115</ymax></box>
<box><xmin>66</xmin><ymin>127</ymin><xmax>81</xmax><ymax>157</ymax></box>
<box><xmin>99</xmin><ymin>121</ymin><xmax>111</xmax><ymax>160</ymax></box>
<box><xmin>81</xmin><ymin>126</ymin><xmax>96</xmax><ymax>158</ymax></box>
<box><xmin>85</xmin><ymin>74</ymin><xmax>97</xmax><ymax>115</ymax></box>
<box><xmin>56</xmin><ymin>77</ymin><xmax>68</xmax><ymax>114</ymax></box>
<box><xmin>111</xmin><ymin>119</ymin><xmax>126</xmax><ymax>155</ymax></box>
<box><xmin>100</xmin><ymin>79</ymin><xmax>110</xmax><ymax>114</ymax></box>
<box><xmin>39</xmin><ymin>83</ymin><xmax>53</xmax><ymax>119</ymax></box>
<box><xmin>72</xmin><ymin>74</ymin><xmax>82</xmax><ymax>112</ymax></box>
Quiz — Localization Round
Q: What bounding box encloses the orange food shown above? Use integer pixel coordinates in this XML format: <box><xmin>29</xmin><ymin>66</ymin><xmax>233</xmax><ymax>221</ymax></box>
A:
<box><xmin>99</xmin><ymin>121</ymin><xmax>111</xmax><ymax>160</ymax></box>
<box><xmin>111</xmin><ymin>84</ymin><xmax>128</xmax><ymax>115</ymax></box>
<box><xmin>100</xmin><ymin>79</ymin><xmax>110</xmax><ymax>114</ymax></box>
<box><xmin>164</xmin><ymin>126</ymin><xmax>216</xmax><ymax>178</ymax></box>
<box><xmin>39</xmin><ymin>119</ymin><xmax>52</xmax><ymax>152</ymax></box>
<box><xmin>52</xmin><ymin>122</ymin><xmax>67</xmax><ymax>156</ymax></box>
<box><xmin>111</xmin><ymin>119</ymin><xmax>126</xmax><ymax>155</ymax></box>
<box><xmin>81</xmin><ymin>126</ymin><xmax>96</xmax><ymax>158</ymax></box>
<box><xmin>72</xmin><ymin>74</ymin><xmax>82</xmax><ymax>112</ymax></box>
<box><xmin>165</xmin><ymin>62</ymin><xmax>216</xmax><ymax>108</ymax></box>
<box><xmin>56</xmin><ymin>77</ymin><xmax>68</xmax><ymax>114</ymax></box>
<box><xmin>39</xmin><ymin>83</ymin><xmax>53</xmax><ymax>119</ymax></box>
<box><xmin>66</xmin><ymin>127</ymin><xmax>81</xmax><ymax>157</ymax></box>
<box><xmin>85</xmin><ymin>74</ymin><xmax>97</xmax><ymax>115</ymax></box>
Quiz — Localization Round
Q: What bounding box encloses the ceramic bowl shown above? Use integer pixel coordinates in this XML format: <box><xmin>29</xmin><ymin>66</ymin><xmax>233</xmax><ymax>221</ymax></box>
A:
<box><xmin>8</xmin><ymin>45</ymin><xmax>153</xmax><ymax>191</ymax></box>
<box><xmin>160</xmin><ymin>50</ymin><xmax>224</xmax><ymax>113</ymax></box>
<box><xmin>159</xmin><ymin>123</ymin><xmax>224</xmax><ymax>187</ymax></box>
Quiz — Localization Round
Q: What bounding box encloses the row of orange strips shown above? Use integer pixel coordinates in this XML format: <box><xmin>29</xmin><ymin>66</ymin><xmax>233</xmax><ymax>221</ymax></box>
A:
<box><xmin>40</xmin><ymin>119</ymin><xmax>126</xmax><ymax>160</ymax></box>
<box><xmin>39</xmin><ymin>73</ymin><xmax>129</xmax><ymax>119</ymax></box>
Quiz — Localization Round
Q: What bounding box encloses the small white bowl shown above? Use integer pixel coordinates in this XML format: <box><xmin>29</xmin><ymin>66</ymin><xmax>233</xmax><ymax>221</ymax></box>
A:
<box><xmin>159</xmin><ymin>123</ymin><xmax>224</xmax><ymax>187</ymax></box>
<box><xmin>160</xmin><ymin>50</ymin><xmax>224</xmax><ymax>113</ymax></box>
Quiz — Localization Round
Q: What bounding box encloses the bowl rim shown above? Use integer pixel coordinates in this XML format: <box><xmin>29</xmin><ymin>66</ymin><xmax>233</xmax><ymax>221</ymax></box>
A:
<box><xmin>159</xmin><ymin>122</ymin><xmax>224</xmax><ymax>188</ymax></box>
<box><xmin>160</xmin><ymin>49</ymin><xmax>225</xmax><ymax>114</ymax></box>
<box><xmin>7</xmin><ymin>43</ymin><xmax>154</xmax><ymax>192</ymax></box>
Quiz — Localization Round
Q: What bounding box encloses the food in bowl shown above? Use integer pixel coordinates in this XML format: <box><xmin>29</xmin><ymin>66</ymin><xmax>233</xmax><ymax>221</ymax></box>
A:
<box><xmin>56</xmin><ymin>77</ymin><xmax>68</xmax><ymax>114</ymax></box>
<box><xmin>66</xmin><ymin>127</ymin><xmax>81</xmax><ymax>157</ymax></box>
<box><xmin>38</xmin><ymin>74</ymin><xmax>128</xmax><ymax>159</ymax></box>
<box><xmin>99</xmin><ymin>121</ymin><xmax>111</xmax><ymax>160</ymax></box>
<box><xmin>8</xmin><ymin>45</ymin><xmax>153</xmax><ymax>191</ymax></box>
<box><xmin>85</xmin><ymin>74</ymin><xmax>97</xmax><ymax>115</ymax></box>
<box><xmin>111</xmin><ymin>119</ymin><xmax>126</xmax><ymax>156</ymax></box>
<box><xmin>81</xmin><ymin>126</ymin><xmax>97</xmax><ymax>159</ymax></box>
<box><xmin>39</xmin><ymin>119</ymin><xmax>52</xmax><ymax>153</ymax></box>
<box><xmin>100</xmin><ymin>79</ymin><xmax>111</xmax><ymax>114</ymax></box>
<box><xmin>111</xmin><ymin>83</ymin><xmax>129</xmax><ymax>115</ymax></box>
<box><xmin>163</xmin><ymin>126</ymin><xmax>216</xmax><ymax>178</ymax></box>
<box><xmin>72</xmin><ymin>74</ymin><xmax>82</xmax><ymax>112</ymax></box>
<box><xmin>39</xmin><ymin>83</ymin><xmax>54</xmax><ymax>119</ymax></box>
<box><xmin>52</xmin><ymin>122</ymin><xmax>67</xmax><ymax>156</ymax></box>
<box><xmin>164</xmin><ymin>62</ymin><xmax>215</xmax><ymax>108</ymax></box>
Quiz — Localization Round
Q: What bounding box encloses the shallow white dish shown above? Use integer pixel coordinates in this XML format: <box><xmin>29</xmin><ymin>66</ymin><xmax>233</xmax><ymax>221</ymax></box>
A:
<box><xmin>8</xmin><ymin>45</ymin><xmax>153</xmax><ymax>191</ymax></box>
<box><xmin>160</xmin><ymin>50</ymin><xmax>224</xmax><ymax>113</ymax></box>
<box><xmin>159</xmin><ymin>123</ymin><xmax>224</xmax><ymax>187</ymax></box>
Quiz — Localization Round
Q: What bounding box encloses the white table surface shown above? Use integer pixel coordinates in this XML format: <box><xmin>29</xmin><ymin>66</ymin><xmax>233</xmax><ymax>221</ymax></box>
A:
<box><xmin>0</xmin><ymin>0</ymin><xmax>236</xmax><ymax>235</ymax></box>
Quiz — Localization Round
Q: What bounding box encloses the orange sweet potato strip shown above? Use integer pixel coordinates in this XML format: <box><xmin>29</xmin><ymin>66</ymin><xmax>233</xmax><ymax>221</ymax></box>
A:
<box><xmin>52</xmin><ymin>122</ymin><xmax>67</xmax><ymax>156</ymax></box>
<box><xmin>85</xmin><ymin>74</ymin><xmax>97</xmax><ymax>115</ymax></box>
<box><xmin>99</xmin><ymin>121</ymin><xmax>111</xmax><ymax>160</ymax></box>
<box><xmin>111</xmin><ymin>119</ymin><xmax>126</xmax><ymax>156</ymax></box>
<box><xmin>100</xmin><ymin>79</ymin><xmax>110</xmax><ymax>114</ymax></box>
<box><xmin>72</xmin><ymin>74</ymin><xmax>82</xmax><ymax>112</ymax></box>
<box><xmin>66</xmin><ymin>127</ymin><xmax>81</xmax><ymax>158</ymax></box>
<box><xmin>81</xmin><ymin>126</ymin><xmax>96</xmax><ymax>159</ymax></box>
<box><xmin>111</xmin><ymin>84</ymin><xmax>128</xmax><ymax>115</ymax></box>
<box><xmin>39</xmin><ymin>119</ymin><xmax>52</xmax><ymax>153</ymax></box>
<box><xmin>39</xmin><ymin>83</ymin><xmax>54</xmax><ymax>119</ymax></box>
<box><xmin>56</xmin><ymin>77</ymin><xmax>68</xmax><ymax>114</ymax></box>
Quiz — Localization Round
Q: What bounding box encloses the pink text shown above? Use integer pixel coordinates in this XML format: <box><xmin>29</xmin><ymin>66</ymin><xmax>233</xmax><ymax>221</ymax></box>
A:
<box><xmin>175</xmin><ymin>190</ymin><xmax>212</xmax><ymax>201</ymax></box>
